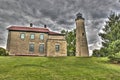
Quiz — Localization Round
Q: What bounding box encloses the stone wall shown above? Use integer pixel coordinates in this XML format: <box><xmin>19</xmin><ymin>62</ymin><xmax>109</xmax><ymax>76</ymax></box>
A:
<box><xmin>49</xmin><ymin>35</ymin><xmax>65</xmax><ymax>39</ymax></box>
<box><xmin>7</xmin><ymin>30</ymin><xmax>67</xmax><ymax>56</ymax></box>
<box><xmin>47</xmin><ymin>39</ymin><xmax>67</xmax><ymax>56</ymax></box>
<box><xmin>7</xmin><ymin>31</ymin><xmax>48</xmax><ymax>56</ymax></box>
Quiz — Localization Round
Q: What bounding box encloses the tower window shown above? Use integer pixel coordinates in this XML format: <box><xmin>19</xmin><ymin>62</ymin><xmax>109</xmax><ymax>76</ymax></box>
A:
<box><xmin>82</xmin><ymin>33</ymin><xmax>84</xmax><ymax>36</ymax></box>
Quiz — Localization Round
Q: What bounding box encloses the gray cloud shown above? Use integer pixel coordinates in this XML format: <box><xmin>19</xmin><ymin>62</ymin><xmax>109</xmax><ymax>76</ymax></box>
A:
<box><xmin>0</xmin><ymin>0</ymin><xmax>120</xmax><ymax>52</ymax></box>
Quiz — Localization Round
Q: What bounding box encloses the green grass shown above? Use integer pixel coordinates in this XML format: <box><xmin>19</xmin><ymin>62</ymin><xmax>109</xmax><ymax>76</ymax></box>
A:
<box><xmin>0</xmin><ymin>56</ymin><xmax>120</xmax><ymax>80</ymax></box>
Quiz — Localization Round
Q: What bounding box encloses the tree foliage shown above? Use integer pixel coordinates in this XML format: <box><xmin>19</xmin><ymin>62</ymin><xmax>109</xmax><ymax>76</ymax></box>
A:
<box><xmin>108</xmin><ymin>40</ymin><xmax>120</xmax><ymax>55</ymax></box>
<box><xmin>92</xmin><ymin>49</ymin><xmax>100</xmax><ymax>57</ymax></box>
<box><xmin>0</xmin><ymin>47</ymin><xmax>8</xmax><ymax>56</ymax></box>
<box><xmin>99</xmin><ymin>13</ymin><xmax>120</xmax><ymax>47</ymax></box>
<box><xmin>93</xmin><ymin>13</ymin><xmax>120</xmax><ymax>57</ymax></box>
<box><xmin>108</xmin><ymin>52</ymin><xmax>120</xmax><ymax>64</ymax></box>
<box><xmin>61</xmin><ymin>29</ymin><xmax>76</xmax><ymax>56</ymax></box>
<box><xmin>92</xmin><ymin>47</ymin><xmax>108</xmax><ymax>57</ymax></box>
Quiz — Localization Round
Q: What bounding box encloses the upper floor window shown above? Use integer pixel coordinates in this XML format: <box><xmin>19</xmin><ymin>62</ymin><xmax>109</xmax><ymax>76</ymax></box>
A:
<box><xmin>30</xmin><ymin>34</ymin><xmax>35</xmax><ymax>39</ymax></box>
<box><xmin>39</xmin><ymin>44</ymin><xmax>44</xmax><ymax>53</ymax></box>
<box><xmin>29</xmin><ymin>43</ymin><xmax>34</xmax><ymax>52</ymax></box>
<box><xmin>55</xmin><ymin>44</ymin><xmax>60</xmax><ymax>52</ymax></box>
<box><xmin>40</xmin><ymin>34</ymin><xmax>44</xmax><ymax>40</ymax></box>
<box><xmin>20</xmin><ymin>33</ymin><xmax>25</xmax><ymax>39</ymax></box>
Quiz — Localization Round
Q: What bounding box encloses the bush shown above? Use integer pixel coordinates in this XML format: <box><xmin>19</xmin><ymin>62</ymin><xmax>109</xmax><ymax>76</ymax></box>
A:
<box><xmin>0</xmin><ymin>47</ymin><xmax>9</xmax><ymax>56</ymax></box>
<box><xmin>92</xmin><ymin>49</ymin><xmax>100</xmax><ymax>57</ymax></box>
<box><xmin>108</xmin><ymin>40</ymin><xmax>120</xmax><ymax>55</ymax></box>
<box><xmin>67</xmin><ymin>52</ymin><xmax>75</xmax><ymax>56</ymax></box>
<box><xmin>108</xmin><ymin>52</ymin><xmax>120</xmax><ymax>64</ymax></box>
<box><xmin>92</xmin><ymin>47</ymin><xmax>109</xmax><ymax>57</ymax></box>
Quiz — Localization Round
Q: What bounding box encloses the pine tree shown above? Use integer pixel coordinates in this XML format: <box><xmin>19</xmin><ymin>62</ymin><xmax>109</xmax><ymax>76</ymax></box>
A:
<box><xmin>99</xmin><ymin>13</ymin><xmax>120</xmax><ymax>47</ymax></box>
<box><xmin>97</xmin><ymin>13</ymin><xmax>120</xmax><ymax>56</ymax></box>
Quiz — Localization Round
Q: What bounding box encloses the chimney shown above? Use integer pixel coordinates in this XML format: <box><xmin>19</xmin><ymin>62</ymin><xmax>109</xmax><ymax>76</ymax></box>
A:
<box><xmin>44</xmin><ymin>25</ymin><xmax>47</xmax><ymax>28</ymax></box>
<box><xmin>30</xmin><ymin>23</ymin><xmax>33</xmax><ymax>27</ymax></box>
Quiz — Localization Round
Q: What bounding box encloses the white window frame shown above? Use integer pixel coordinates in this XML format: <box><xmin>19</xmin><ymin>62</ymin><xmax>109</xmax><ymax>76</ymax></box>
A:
<box><xmin>30</xmin><ymin>34</ymin><xmax>35</xmax><ymax>40</ymax></box>
<box><xmin>20</xmin><ymin>33</ymin><xmax>25</xmax><ymax>39</ymax></box>
<box><xmin>40</xmin><ymin>34</ymin><xmax>44</xmax><ymax>40</ymax></box>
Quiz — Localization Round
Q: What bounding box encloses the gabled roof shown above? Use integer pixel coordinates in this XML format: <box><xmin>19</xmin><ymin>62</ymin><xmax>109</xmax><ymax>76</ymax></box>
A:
<box><xmin>7</xmin><ymin>26</ymin><xmax>63</xmax><ymax>35</ymax></box>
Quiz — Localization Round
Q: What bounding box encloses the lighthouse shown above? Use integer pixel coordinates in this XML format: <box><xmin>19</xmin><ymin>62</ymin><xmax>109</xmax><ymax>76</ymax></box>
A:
<box><xmin>75</xmin><ymin>13</ymin><xmax>89</xmax><ymax>57</ymax></box>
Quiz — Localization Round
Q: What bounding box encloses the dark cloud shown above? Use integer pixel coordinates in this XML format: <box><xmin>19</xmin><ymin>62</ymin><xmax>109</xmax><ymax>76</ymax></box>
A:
<box><xmin>57</xmin><ymin>19</ymin><xmax>74</xmax><ymax>25</ymax></box>
<box><xmin>0</xmin><ymin>0</ymin><xmax>120</xmax><ymax>53</ymax></box>
<box><xmin>0</xmin><ymin>23</ymin><xmax>7</xmax><ymax>46</ymax></box>
<box><xmin>40</xmin><ymin>9</ymin><xmax>59</xmax><ymax>20</ymax></box>
<box><xmin>91</xmin><ymin>11</ymin><xmax>108</xmax><ymax>19</ymax></box>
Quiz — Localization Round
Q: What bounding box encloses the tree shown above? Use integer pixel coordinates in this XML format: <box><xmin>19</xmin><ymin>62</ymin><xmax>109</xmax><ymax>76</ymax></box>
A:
<box><xmin>92</xmin><ymin>47</ymin><xmax>108</xmax><ymax>57</ymax></box>
<box><xmin>92</xmin><ymin>49</ymin><xmax>100</xmax><ymax>57</ymax></box>
<box><xmin>99</xmin><ymin>13</ymin><xmax>120</xmax><ymax>47</ymax></box>
<box><xmin>108</xmin><ymin>40</ymin><xmax>120</xmax><ymax>55</ymax></box>
<box><xmin>61</xmin><ymin>29</ymin><xmax>76</xmax><ymax>56</ymax></box>
<box><xmin>97</xmin><ymin>13</ymin><xmax>120</xmax><ymax>56</ymax></box>
<box><xmin>0</xmin><ymin>47</ymin><xmax>8</xmax><ymax>56</ymax></box>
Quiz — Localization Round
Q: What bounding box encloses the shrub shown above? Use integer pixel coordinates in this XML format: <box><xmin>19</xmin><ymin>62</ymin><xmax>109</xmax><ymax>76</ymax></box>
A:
<box><xmin>92</xmin><ymin>49</ymin><xmax>100</xmax><ymax>57</ymax></box>
<box><xmin>92</xmin><ymin>47</ymin><xmax>109</xmax><ymax>57</ymax></box>
<box><xmin>108</xmin><ymin>52</ymin><xmax>120</xmax><ymax>64</ymax></box>
<box><xmin>0</xmin><ymin>47</ymin><xmax>9</xmax><ymax>56</ymax></box>
<box><xmin>108</xmin><ymin>40</ymin><xmax>120</xmax><ymax>55</ymax></box>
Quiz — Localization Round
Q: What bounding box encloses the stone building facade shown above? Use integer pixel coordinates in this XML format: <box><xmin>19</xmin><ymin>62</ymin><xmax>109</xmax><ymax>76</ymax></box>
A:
<box><xmin>7</xmin><ymin>25</ymin><xmax>67</xmax><ymax>56</ymax></box>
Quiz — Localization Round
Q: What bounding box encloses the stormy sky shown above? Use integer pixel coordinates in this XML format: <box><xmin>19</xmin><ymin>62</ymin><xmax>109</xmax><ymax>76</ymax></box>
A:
<box><xmin>0</xmin><ymin>0</ymin><xmax>120</xmax><ymax>54</ymax></box>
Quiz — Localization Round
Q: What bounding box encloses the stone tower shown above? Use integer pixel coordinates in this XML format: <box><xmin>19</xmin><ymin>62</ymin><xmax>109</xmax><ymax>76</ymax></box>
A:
<box><xmin>75</xmin><ymin>13</ymin><xmax>89</xmax><ymax>57</ymax></box>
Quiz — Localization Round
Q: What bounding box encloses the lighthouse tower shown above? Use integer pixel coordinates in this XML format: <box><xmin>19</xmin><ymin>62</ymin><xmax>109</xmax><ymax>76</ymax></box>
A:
<box><xmin>75</xmin><ymin>13</ymin><xmax>89</xmax><ymax>57</ymax></box>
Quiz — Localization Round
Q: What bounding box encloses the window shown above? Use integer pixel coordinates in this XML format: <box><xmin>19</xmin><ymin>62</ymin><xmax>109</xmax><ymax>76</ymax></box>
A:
<box><xmin>82</xmin><ymin>33</ymin><xmax>84</xmax><ymax>36</ymax></box>
<box><xmin>29</xmin><ymin>44</ymin><xmax>34</xmax><ymax>52</ymax></box>
<box><xmin>20</xmin><ymin>33</ymin><xmax>25</xmax><ymax>39</ymax></box>
<box><xmin>30</xmin><ymin>34</ymin><xmax>35</xmax><ymax>39</ymax></box>
<box><xmin>39</xmin><ymin>44</ymin><xmax>44</xmax><ymax>53</ymax></box>
<box><xmin>40</xmin><ymin>34</ymin><xmax>44</xmax><ymax>40</ymax></box>
<box><xmin>55</xmin><ymin>45</ymin><xmax>60</xmax><ymax>52</ymax></box>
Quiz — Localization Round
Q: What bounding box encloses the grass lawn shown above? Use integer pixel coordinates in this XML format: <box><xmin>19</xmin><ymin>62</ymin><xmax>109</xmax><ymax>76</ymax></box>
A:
<box><xmin>0</xmin><ymin>56</ymin><xmax>120</xmax><ymax>80</ymax></box>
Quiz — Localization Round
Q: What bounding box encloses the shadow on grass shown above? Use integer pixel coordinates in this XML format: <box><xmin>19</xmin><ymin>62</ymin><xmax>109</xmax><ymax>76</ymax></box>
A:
<box><xmin>14</xmin><ymin>64</ymin><xmax>40</xmax><ymax>68</ymax></box>
<box><xmin>14</xmin><ymin>62</ymin><xmax>48</xmax><ymax>68</ymax></box>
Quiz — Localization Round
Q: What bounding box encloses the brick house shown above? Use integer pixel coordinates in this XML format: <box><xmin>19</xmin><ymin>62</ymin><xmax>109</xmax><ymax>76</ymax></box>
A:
<box><xmin>7</xmin><ymin>24</ymin><xmax>67</xmax><ymax>56</ymax></box>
